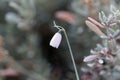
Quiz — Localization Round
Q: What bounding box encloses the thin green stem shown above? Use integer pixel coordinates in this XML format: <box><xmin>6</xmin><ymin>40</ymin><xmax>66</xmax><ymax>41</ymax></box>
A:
<box><xmin>62</xmin><ymin>29</ymin><xmax>80</xmax><ymax>80</ymax></box>
<box><xmin>53</xmin><ymin>21</ymin><xmax>79</xmax><ymax>80</ymax></box>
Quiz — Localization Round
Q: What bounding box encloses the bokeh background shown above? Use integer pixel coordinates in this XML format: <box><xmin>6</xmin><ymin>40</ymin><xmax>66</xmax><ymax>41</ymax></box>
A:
<box><xmin>0</xmin><ymin>0</ymin><xmax>119</xmax><ymax>80</ymax></box>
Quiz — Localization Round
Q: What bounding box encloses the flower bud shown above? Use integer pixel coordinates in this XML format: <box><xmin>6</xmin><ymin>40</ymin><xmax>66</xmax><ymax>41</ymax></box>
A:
<box><xmin>50</xmin><ymin>32</ymin><xmax>62</xmax><ymax>48</ymax></box>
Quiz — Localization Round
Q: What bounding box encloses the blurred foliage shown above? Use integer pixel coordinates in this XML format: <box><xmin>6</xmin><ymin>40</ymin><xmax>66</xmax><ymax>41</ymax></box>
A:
<box><xmin>0</xmin><ymin>0</ymin><xmax>119</xmax><ymax>80</ymax></box>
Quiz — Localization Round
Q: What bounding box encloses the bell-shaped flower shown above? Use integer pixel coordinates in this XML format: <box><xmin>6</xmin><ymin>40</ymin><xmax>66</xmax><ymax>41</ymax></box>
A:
<box><xmin>50</xmin><ymin>32</ymin><xmax>62</xmax><ymax>48</ymax></box>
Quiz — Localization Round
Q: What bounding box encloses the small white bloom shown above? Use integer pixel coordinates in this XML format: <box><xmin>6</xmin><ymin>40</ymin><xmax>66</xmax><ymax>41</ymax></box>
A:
<box><xmin>83</xmin><ymin>55</ymin><xmax>99</xmax><ymax>62</ymax></box>
<box><xmin>98</xmin><ymin>59</ymin><xmax>104</xmax><ymax>64</ymax></box>
<box><xmin>50</xmin><ymin>32</ymin><xmax>62</xmax><ymax>48</ymax></box>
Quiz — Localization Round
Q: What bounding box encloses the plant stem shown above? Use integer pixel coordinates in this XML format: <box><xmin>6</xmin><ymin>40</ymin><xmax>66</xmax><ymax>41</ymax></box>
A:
<box><xmin>62</xmin><ymin>29</ymin><xmax>80</xmax><ymax>80</ymax></box>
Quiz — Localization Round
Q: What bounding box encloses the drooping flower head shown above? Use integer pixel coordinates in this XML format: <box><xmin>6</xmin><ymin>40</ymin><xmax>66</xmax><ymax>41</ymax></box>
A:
<box><xmin>50</xmin><ymin>31</ymin><xmax>62</xmax><ymax>48</ymax></box>
<box><xmin>50</xmin><ymin>21</ymin><xmax>63</xmax><ymax>48</ymax></box>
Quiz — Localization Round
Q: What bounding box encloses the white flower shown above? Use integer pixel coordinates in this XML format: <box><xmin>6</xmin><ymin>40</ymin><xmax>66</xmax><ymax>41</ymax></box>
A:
<box><xmin>98</xmin><ymin>59</ymin><xmax>104</xmax><ymax>64</ymax></box>
<box><xmin>83</xmin><ymin>55</ymin><xmax>99</xmax><ymax>62</ymax></box>
<box><xmin>50</xmin><ymin>32</ymin><xmax>62</xmax><ymax>48</ymax></box>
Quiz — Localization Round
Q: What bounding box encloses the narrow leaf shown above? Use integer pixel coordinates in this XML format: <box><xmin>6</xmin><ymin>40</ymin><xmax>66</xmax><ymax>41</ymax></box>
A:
<box><xmin>88</xmin><ymin>17</ymin><xmax>105</xmax><ymax>28</ymax></box>
<box><xmin>85</xmin><ymin>20</ymin><xmax>106</xmax><ymax>37</ymax></box>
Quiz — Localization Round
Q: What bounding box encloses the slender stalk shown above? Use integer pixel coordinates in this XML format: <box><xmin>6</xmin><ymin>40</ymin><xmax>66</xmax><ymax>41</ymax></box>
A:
<box><xmin>62</xmin><ymin>29</ymin><xmax>80</xmax><ymax>80</ymax></box>
<box><xmin>53</xmin><ymin>21</ymin><xmax>79</xmax><ymax>80</ymax></box>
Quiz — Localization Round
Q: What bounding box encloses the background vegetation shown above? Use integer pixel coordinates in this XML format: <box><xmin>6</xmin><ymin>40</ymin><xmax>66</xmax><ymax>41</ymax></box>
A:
<box><xmin>0</xmin><ymin>0</ymin><xmax>119</xmax><ymax>80</ymax></box>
